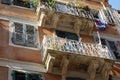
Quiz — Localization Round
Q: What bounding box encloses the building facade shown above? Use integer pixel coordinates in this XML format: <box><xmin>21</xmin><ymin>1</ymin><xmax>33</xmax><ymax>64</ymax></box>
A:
<box><xmin>0</xmin><ymin>0</ymin><xmax>120</xmax><ymax>80</ymax></box>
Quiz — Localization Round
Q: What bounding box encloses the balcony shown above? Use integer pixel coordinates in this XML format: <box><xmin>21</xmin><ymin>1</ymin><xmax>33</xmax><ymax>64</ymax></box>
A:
<box><xmin>41</xmin><ymin>36</ymin><xmax>114</xmax><ymax>79</ymax></box>
<box><xmin>37</xmin><ymin>1</ymin><xmax>95</xmax><ymax>34</ymax></box>
<box><xmin>41</xmin><ymin>36</ymin><xmax>113</xmax><ymax>61</ymax></box>
<box><xmin>38</xmin><ymin>1</ymin><xmax>94</xmax><ymax>19</ymax></box>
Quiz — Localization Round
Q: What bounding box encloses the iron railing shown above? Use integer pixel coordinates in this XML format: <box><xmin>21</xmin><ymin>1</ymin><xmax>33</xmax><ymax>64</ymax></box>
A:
<box><xmin>38</xmin><ymin>2</ymin><xmax>94</xmax><ymax>19</ymax></box>
<box><xmin>41</xmin><ymin>36</ymin><xmax>113</xmax><ymax>60</ymax></box>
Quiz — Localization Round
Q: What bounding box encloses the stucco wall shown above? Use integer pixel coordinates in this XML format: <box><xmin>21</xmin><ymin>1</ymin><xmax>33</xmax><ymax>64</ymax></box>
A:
<box><xmin>0</xmin><ymin>3</ymin><xmax>37</xmax><ymax>20</ymax></box>
<box><xmin>0</xmin><ymin>66</ymin><xmax>8</xmax><ymax>80</ymax></box>
<box><xmin>44</xmin><ymin>73</ymin><xmax>61</xmax><ymax>80</ymax></box>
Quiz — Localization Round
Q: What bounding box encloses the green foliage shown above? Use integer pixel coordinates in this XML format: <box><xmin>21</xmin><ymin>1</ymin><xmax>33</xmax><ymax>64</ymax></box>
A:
<box><xmin>33</xmin><ymin>0</ymin><xmax>39</xmax><ymax>8</ymax></box>
<box><xmin>67</xmin><ymin>0</ymin><xmax>90</xmax><ymax>12</ymax></box>
<box><xmin>47</xmin><ymin>0</ymin><xmax>56</xmax><ymax>9</ymax></box>
<box><xmin>23</xmin><ymin>0</ymin><xmax>39</xmax><ymax>8</ymax></box>
<box><xmin>23</xmin><ymin>0</ymin><xmax>30</xmax><ymax>4</ymax></box>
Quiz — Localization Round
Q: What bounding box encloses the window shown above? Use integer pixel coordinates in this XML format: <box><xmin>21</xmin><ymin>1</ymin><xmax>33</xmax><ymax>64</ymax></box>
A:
<box><xmin>56</xmin><ymin>30</ymin><xmax>79</xmax><ymax>41</ymax></box>
<box><xmin>95</xmin><ymin>37</ymin><xmax>120</xmax><ymax>59</ymax></box>
<box><xmin>13</xmin><ymin>0</ymin><xmax>34</xmax><ymax>8</ymax></box>
<box><xmin>12</xmin><ymin>71</ymin><xmax>42</xmax><ymax>80</ymax></box>
<box><xmin>1</xmin><ymin>0</ymin><xmax>34</xmax><ymax>8</ymax></box>
<box><xmin>1</xmin><ymin>0</ymin><xmax>12</xmax><ymax>4</ymax></box>
<box><xmin>11</xmin><ymin>22</ymin><xmax>38</xmax><ymax>48</ymax></box>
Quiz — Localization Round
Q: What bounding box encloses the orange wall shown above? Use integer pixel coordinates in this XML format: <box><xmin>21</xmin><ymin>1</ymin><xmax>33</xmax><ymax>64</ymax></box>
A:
<box><xmin>0</xmin><ymin>20</ymin><xmax>41</xmax><ymax>63</ymax></box>
<box><xmin>44</xmin><ymin>73</ymin><xmax>61</xmax><ymax>80</ymax></box>
<box><xmin>0</xmin><ymin>66</ymin><xmax>8</xmax><ymax>80</ymax></box>
<box><xmin>93</xmin><ymin>25</ymin><xmax>120</xmax><ymax>36</ymax></box>
<box><xmin>39</xmin><ymin>27</ymin><xmax>55</xmax><ymax>43</ymax></box>
<box><xmin>0</xmin><ymin>3</ymin><xmax>37</xmax><ymax>21</ymax></box>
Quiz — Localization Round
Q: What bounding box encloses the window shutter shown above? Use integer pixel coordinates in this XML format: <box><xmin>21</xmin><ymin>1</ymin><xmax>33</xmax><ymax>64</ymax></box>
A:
<box><xmin>12</xmin><ymin>22</ymin><xmax>24</xmax><ymax>45</ymax></box>
<box><xmin>26</xmin><ymin>25</ymin><xmax>36</xmax><ymax>47</ymax></box>
<box><xmin>1</xmin><ymin>0</ymin><xmax>12</xmax><ymax>5</ymax></box>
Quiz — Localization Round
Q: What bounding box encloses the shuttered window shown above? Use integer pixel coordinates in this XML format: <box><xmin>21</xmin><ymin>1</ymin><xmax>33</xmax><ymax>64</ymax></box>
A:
<box><xmin>12</xmin><ymin>22</ymin><xmax>38</xmax><ymax>48</ymax></box>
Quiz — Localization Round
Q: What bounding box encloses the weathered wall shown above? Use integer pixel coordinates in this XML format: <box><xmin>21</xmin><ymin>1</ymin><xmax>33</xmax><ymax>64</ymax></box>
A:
<box><xmin>0</xmin><ymin>66</ymin><xmax>8</xmax><ymax>80</ymax></box>
<box><xmin>80</xmin><ymin>34</ymin><xmax>95</xmax><ymax>43</ymax></box>
<box><xmin>39</xmin><ymin>27</ymin><xmax>55</xmax><ymax>44</ymax></box>
<box><xmin>0</xmin><ymin>3</ymin><xmax>37</xmax><ymax>20</ymax></box>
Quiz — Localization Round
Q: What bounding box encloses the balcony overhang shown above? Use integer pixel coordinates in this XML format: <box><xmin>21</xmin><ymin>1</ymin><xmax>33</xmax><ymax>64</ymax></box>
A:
<box><xmin>37</xmin><ymin>2</ymin><xmax>95</xmax><ymax>35</ymax></box>
<box><xmin>41</xmin><ymin>36</ymin><xmax>115</xmax><ymax>79</ymax></box>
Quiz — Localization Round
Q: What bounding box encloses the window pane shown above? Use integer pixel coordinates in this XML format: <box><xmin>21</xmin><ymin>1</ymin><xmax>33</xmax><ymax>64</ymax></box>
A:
<box><xmin>101</xmin><ymin>38</ymin><xmax>106</xmax><ymax>45</ymax></box>
<box><xmin>108</xmin><ymin>41</ymin><xmax>117</xmax><ymax>51</ymax></box>
<box><xmin>14</xmin><ymin>22</ymin><xmax>23</xmax><ymax>33</ymax></box>
<box><xmin>13</xmin><ymin>0</ymin><xmax>30</xmax><ymax>8</ymax></box>
<box><xmin>56</xmin><ymin>30</ymin><xmax>79</xmax><ymax>41</ymax></box>
<box><xmin>14</xmin><ymin>71</ymin><xmax>26</xmax><ymax>80</ymax></box>
<box><xmin>26</xmin><ymin>25</ymin><xmax>36</xmax><ymax>47</ymax></box>
<box><xmin>107</xmin><ymin>41</ymin><xmax>120</xmax><ymax>59</ymax></box>
<box><xmin>12</xmin><ymin>33</ymin><xmax>24</xmax><ymax>45</ymax></box>
<box><xmin>26</xmin><ymin>34</ymin><xmax>35</xmax><ymax>47</ymax></box>
<box><xmin>26</xmin><ymin>25</ymin><xmax>34</xmax><ymax>34</ymax></box>
<box><xmin>28</xmin><ymin>74</ymin><xmax>42</xmax><ymax>80</ymax></box>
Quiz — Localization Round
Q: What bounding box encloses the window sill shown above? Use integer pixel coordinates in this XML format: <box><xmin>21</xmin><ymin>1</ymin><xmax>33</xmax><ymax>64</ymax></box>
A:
<box><xmin>9</xmin><ymin>42</ymin><xmax>40</xmax><ymax>50</ymax></box>
<box><xmin>11</xmin><ymin>5</ymin><xmax>35</xmax><ymax>11</ymax></box>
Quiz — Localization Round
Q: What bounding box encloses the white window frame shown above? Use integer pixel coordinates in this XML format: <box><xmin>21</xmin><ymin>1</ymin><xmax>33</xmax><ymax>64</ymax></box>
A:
<box><xmin>9</xmin><ymin>21</ymin><xmax>40</xmax><ymax>50</ymax></box>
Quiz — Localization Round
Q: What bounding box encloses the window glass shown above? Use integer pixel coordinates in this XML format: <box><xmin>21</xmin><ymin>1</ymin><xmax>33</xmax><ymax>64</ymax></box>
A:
<box><xmin>28</xmin><ymin>73</ymin><xmax>41</xmax><ymax>80</ymax></box>
<box><xmin>13</xmin><ymin>0</ymin><xmax>34</xmax><ymax>8</ymax></box>
<box><xmin>56</xmin><ymin>30</ymin><xmax>79</xmax><ymax>41</ymax></box>
<box><xmin>14</xmin><ymin>71</ymin><xmax>26</xmax><ymax>80</ymax></box>
<box><xmin>13</xmin><ymin>71</ymin><xmax>42</xmax><ymax>80</ymax></box>
<box><xmin>14</xmin><ymin>22</ymin><xmax>23</xmax><ymax>33</ymax></box>
<box><xmin>66</xmin><ymin>77</ymin><xmax>85</xmax><ymax>80</ymax></box>
<box><xmin>95</xmin><ymin>37</ymin><xmax>120</xmax><ymax>59</ymax></box>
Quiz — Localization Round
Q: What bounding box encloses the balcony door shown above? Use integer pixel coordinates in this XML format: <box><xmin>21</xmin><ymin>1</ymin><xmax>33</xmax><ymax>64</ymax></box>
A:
<box><xmin>56</xmin><ymin>30</ymin><xmax>79</xmax><ymax>41</ymax></box>
<box><xmin>95</xmin><ymin>37</ymin><xmax>120</xmax><ymax>59</ymax></box>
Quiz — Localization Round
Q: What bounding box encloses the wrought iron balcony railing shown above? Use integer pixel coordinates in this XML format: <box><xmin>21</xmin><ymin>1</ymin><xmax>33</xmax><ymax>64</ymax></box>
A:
<box><xmin>41</xmin><ymin>36</ymin><xmax>113</xmax><ymax>61</ymax></box>
<box><xmin>38</xmin><ymin>2</ymin><xmax>94</xmax><ymax>19</ymax></box>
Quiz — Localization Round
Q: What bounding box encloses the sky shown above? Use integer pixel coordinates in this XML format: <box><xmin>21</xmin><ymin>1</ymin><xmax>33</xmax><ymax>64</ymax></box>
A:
<box><xmin>109</xmin><ymin>0</ymin><xmax>120</xmax><ymax>10</ymax></box>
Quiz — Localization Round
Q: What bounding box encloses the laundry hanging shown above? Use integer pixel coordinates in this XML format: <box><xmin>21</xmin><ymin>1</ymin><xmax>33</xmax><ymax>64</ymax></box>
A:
<box><xmin>95</xmin><ymin>19</ymin><xmax>108</xmax><ymax>30</ymax></box>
